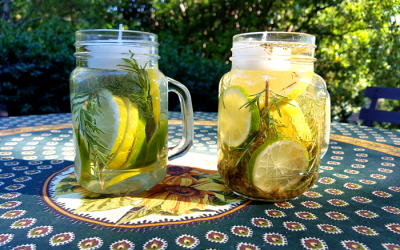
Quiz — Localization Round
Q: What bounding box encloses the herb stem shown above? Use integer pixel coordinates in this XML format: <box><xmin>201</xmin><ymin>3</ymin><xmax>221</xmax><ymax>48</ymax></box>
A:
<box><xmin>101</xmin><ymin>169</ymin><xmax>104</xmax><ymax>190</ymax></box>
<box><xmin>265</xmin><ymin>75</ymin><xmax>269</xmax><ymax>109</ymax></box>
<box><xmin>262</xmin><ymin>76</ymin><xmax>270</xmax><ymax>141</ymax></box>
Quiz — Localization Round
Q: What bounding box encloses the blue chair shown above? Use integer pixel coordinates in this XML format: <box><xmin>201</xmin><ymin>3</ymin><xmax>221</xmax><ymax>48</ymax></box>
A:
<box><xmin>359</xmin><ymin>87</ymin><xmax>400</xmax><ymax>127</ymax></box>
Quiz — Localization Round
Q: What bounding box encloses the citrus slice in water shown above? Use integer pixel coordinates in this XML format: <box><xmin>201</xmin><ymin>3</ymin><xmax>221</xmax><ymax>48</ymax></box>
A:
<box><xmin>123</xmin><ymin>116</ymin><xmax>147</xmax><ymax>169</ymax></box>
<box><xmin>108</xmin><ymin>98</ymin><xmax>140</xmax><ymax>169</ymax></box>
<box><xmin>219</xmin><ymin>86</ymin><xmax>260</xmax><ymax>148</ymax></box>
<box><xmin>248</xmin><ymin>139</ymin><xmax>309</xmax><ymax>192</ymax></box>
<box><xmin>230</xmin><ymin>70</ymin><xmax>312</xmax><ymax>109</ymax></box>
<box><xmin>73</xmin><ymin>131</ymin><xmax>90</xmax><ymax>182</ymax></box>
<box><xmin>278</xmin><ymin>71</ymin><xmax>313</xmax><ymax>99</ymax></box>
<box><xmin>95</xmin><ymin>89</ymin><xmax>127</xmax><ymax>156</ymax></box>
<box><xmin>271</xmin><ymin>100</ymin><xmax>311</xmax><ymax>144</ymax></box>
<box><xmin>148</xmin><ymin>69</ymin><xmax>161</xmax><ymax>124</ymax></box>
<box><xmin>144</xmin><ymin>119</ymin><xmax>168</xmax><ymax>166</ymax></box>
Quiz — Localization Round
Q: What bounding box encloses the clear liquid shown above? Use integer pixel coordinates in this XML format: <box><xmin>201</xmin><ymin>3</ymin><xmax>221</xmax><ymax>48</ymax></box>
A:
<box><xmin>217</xmin><ymin>68</ymin><xmax>326</xmax><ymax>201</ymax></box>
<box><xmin>70</xmin><ymin>67</ymin><xmax>168</xmax><ymax>195</ymax></box>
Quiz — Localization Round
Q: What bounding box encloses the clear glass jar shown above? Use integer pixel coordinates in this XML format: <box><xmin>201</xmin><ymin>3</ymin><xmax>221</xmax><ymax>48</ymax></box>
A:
<box><xmin>70</xmin><ymin>29</ymin><xmax>194</xmax><ymax>195</ymax></box>
<box><xmin>217</xmin><ymin>32</ymin><xmax>330</xmax><ymax>201</ymax></box>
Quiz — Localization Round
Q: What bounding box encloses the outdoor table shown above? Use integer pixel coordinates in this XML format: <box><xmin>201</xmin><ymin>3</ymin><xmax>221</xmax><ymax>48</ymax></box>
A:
<box><xmin>0</xmin><ymin>112</ymin><xmax>399</xmax><ymax>250</ymax></box>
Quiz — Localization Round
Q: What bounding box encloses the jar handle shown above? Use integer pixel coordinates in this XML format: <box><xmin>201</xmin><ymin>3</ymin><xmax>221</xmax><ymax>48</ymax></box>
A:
<box><xmin>167</xmin><ymin>77</ymin><xmax>194</xmax><ymax>160</ymax></box>
<box><xmin>321</xmin><ymin>91</ymin><xmax>331</xmax><ymax>159</ymax></box>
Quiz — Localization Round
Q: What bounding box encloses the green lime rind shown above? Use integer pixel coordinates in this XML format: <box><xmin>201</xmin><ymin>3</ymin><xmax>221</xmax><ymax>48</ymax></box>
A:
<box><xmin>248</xmin><ymin>138</ymin><xmax>278</xmax><ymax>185</ymax></box>
<box><xmin>220</xmin><ymin>85</ymin><xmax>260</xmax><ymax>148</ymax></box>
<box><xmin>144</xmin><ymin>119</ymin><xmax>168</xmax><ymax>166</ymax></box>
<box><xmin>248</xmin><ymin>138</ymin><xmax>309</xmax><ymax>185</ymax></box>
<box><xmin>124</xmin><ymin>116</ymin><xmax>147</xmax><ymax>169</ymax></box>
<box><xmin>75</xmin><ymin>130</ymin><xmax>92</xmax><ymax>183</ymax></box>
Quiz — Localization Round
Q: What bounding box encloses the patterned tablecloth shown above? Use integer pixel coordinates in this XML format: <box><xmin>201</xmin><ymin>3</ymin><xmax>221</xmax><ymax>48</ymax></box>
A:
<box><xmin>0</xmin><ymin>112</ymin><xmax>399</xmax><ymax>250</ymax></box>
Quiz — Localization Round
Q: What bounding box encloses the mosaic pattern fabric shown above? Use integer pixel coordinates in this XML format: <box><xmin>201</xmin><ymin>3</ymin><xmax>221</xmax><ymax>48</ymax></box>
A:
<box><xmin>0</xmin><ymin>112</ymin><xmax>218</xmax><ymax>130</ymax></box>
<box><xmin>0</xmin><ymin>113</ymin><xmax>399</xmax><ymax>250</ymax></box>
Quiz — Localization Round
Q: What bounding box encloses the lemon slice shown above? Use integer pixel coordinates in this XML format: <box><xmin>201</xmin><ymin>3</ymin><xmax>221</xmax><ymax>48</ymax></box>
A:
<box><xmin>278</xmin><ymin>71</ymin><xmax>313</xmax><ymax>99</ymax></box>
<box><xmin>230</xmin><ymin>70</ymin><xmax>312</xmax><ymax>109</ymax></box>
<box><xmin>248</xmin><ymin>139</ymin><xmax>309</xmax><ymax>192</ymax></box>
<box><xmin>123</xmin><ymin>116</ymin><xmax>147</xmax><ymax>169</ymax></box>
<box><xmin>271</xmin><ymin>100</ymin><xmax>311</xmax><ymax>143</ymax></box>
<box><xmin>108</xmin><ymin>98</ymin><xmax>140</xmax><ymax>169</ymax></box>
<box><xmin>104</xmin><ymin>164</ymin><xmax>159</xmax><ymax>190</ymax></box>
<box><xmin>219</xmin><ymin>86</ymin><xmax>260</xmax><ymax>148</ymax></box>
<box><xmin>148</xmin><ymin>69</ymin><xmax>160</xmax><ymax>124</ymax></box>
<box><xmin>95</xmin><ymin>89</ymin><xmax>127</xmax><ymax>156</ymax></box>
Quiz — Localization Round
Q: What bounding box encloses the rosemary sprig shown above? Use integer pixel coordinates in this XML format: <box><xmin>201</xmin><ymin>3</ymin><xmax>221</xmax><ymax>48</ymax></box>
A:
<box><xmin>233</xmin><ymin>81</ymin><xmax>295</xmax><ymax>166</ymax></box>
<box><xmin>234</xmin><ymin>130</ymin><xmax>262</xmax><ymax>166</ymax></box>
<box><xmin>117</xmin><ymin>51</ymin><xmax>153</xmax><ymax>117</ymax></box>
<box><xmin>71</xmin><ymin>92</ymin><xmax>112</xmax><ymax>185</ymax></box>
<box><xmin>239</xmin><ymin>90</ymin><xmax>265</xmax><ymax>110</ymax></box>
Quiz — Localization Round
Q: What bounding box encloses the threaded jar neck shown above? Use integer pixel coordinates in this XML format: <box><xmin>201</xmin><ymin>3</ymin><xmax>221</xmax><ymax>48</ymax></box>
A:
<box><xmin>74</xmin><ymin>29</ymin><xmax>160</xmax><ymax>70</ymax></box>
<box><xmin>230</xmin><ymin>32</ymin><xmax>316</xmax><ymax>71</ymax></box>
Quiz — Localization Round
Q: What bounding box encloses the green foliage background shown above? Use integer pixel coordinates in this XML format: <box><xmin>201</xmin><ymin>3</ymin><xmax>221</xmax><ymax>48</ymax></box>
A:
<box><xmin>1</xmin><ymin>0</ymin><xmax>399</xmax><ymax>129</ymax></box>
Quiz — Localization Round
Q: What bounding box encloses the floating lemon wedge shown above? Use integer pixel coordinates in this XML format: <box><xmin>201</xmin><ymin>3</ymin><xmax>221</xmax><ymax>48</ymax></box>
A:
<box><xmin>271</xmin><ymin>100</ymin><xmax>312</xmax><ymax>144</ymax></box>
<box><xmin>108</xmin><ymin>98</ymin><xmax>140</xmax><ymax>169</ymax></box>
<box><xmin>230</xmin><ymin>70</ymin><xmax>312</xmax><ymax>109</ymax></box>
<box><xmin>148</xmin><ymin>69</ymin><xmax>161</xmax><ymax>124</ymax></box>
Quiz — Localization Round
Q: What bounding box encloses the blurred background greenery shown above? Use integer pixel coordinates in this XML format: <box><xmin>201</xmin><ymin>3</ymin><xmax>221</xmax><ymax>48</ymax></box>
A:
<box><xmin>1</xmin><ymin>0</ymin><xmax>399</xmax><ymax>129</ymax></box>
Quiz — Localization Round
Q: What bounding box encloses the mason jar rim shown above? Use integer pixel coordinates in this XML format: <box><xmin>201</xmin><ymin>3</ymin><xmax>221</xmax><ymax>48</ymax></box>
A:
<box><xmin>75</xmin><ymin>29</ymin><xmax>159</xmax><ymax>46</ymax></box>
<box><xmin>233</xmin><ymin>31</ymin><xmax>316</xmax><ymax>47</ymax></box>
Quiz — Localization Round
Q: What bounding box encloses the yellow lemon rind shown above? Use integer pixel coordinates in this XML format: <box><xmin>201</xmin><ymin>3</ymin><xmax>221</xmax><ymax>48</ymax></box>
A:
<box><xmin>107</xmin><ymin>98</ymin><xmax>140</xmax><ymax>170</ymax></box>
<box><xmin>148</xmin><ymin>69</ymin><xmax>161</xmax><ymax>124</ymax></box>
<box><xmin>124</xmin><ymin>116</ymin><xmax>147</xmax><ymax>169</ymax></box>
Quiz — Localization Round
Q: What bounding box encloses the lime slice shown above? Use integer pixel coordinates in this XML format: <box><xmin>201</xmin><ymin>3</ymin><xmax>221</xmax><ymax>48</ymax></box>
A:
<box><xmin>144</xmin><ymin>119</ymin><xmax>168</xmax><ymax>166</ymax></box>
<box><xmin>148</xmin><ymin>69</ymin><xmax>160</xmax><ymax>124</ymax></box>
<box><xmin>108</xmin><ymin>98</ymin><xmax>140</xmax><ymax>169</ymax></box>
<box><xmin>94</xmin><ymin>89</ymin><xmax>127</xmax><ymax>156</ymax></box>
<box><xmin>219</xmin><ymin>86</ymin><xmax>260</xmax><ymax>147</ymax></box>
<box><xmin>122</xmin><ymin>116</ymin><xmax>147</xmax><ymax>169</ymax></box>
<box><xmin>73</xmin><ymin>131</ymin><xmax>91</xmax><ymax>182</ymax></box>
<box><xmin>271</xmin><ymin>100</ymin><xmax>311</xmax><ymax>143</ymax></box>
<box><xmin>248</xmin><ymin>139</ymin><xmax>309</xmax><ymax>192</ymax></box>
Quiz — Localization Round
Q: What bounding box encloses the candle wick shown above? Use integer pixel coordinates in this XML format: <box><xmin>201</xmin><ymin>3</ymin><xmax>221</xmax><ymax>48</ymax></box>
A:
<box><xmin>118</xmin><ymin>24</ymin><xmax>123</xmax><ymax>42</ymax></box>
<box><xmin>262</xmin><ymin>31</ymin><xmax>267</xmax><ymax>42</ymax></box>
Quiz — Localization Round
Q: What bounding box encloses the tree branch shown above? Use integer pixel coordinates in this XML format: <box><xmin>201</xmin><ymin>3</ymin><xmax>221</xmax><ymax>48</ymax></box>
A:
<box><xmin>315</xmin><ymin>26</ymin><xmax>373</xmax><ymax>38</ymax></box>
<box><xmin>14</xmin><ymin>0</ymin><xmax>43</xmax><ymax>28</ymax></box>
<box><xmin>1</xmin><ymin>0</ymin><xmax>13</xmax><ymax>22</ymax></box>
<box><xmin>261</xmin><ymin>1</ymin><xmax>274</xmax><ymax>31</ymax></box>
<box><xmin>296</xmin><ymin>3</ymin><xmax>338</xmax><ymax>32</ymax></box>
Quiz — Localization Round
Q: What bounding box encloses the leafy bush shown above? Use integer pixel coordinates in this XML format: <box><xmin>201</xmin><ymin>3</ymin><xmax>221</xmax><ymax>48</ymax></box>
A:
<box><xmin>158</xmin><ymin>32</ymin><xmax>230</xmax><ymax>112</ymax></box>
<box><xmin>0</xmin><ymin>23</ymin><xmax>230</xmax><ymax>115</ymax></box>
<box><xmin>1</xmin><ymin>0</ymin><xmax>399</xmax><ymax>132</ymax></box>
<box><xmin>0</xmin><ymin>20</ymin><xmax>75</xmax><ymax>115</ymax></box>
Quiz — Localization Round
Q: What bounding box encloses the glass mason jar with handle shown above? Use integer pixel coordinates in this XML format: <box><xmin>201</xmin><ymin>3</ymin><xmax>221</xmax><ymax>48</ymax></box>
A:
<box><xmin>217</xmin><ymin>32</ymin><xmax>330</xmax><ymax>201</ymax></box>
<box><xmin>70</xmin><ymin>29</ymin><xmax>194</xmax><ymax>195</ymax></box>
